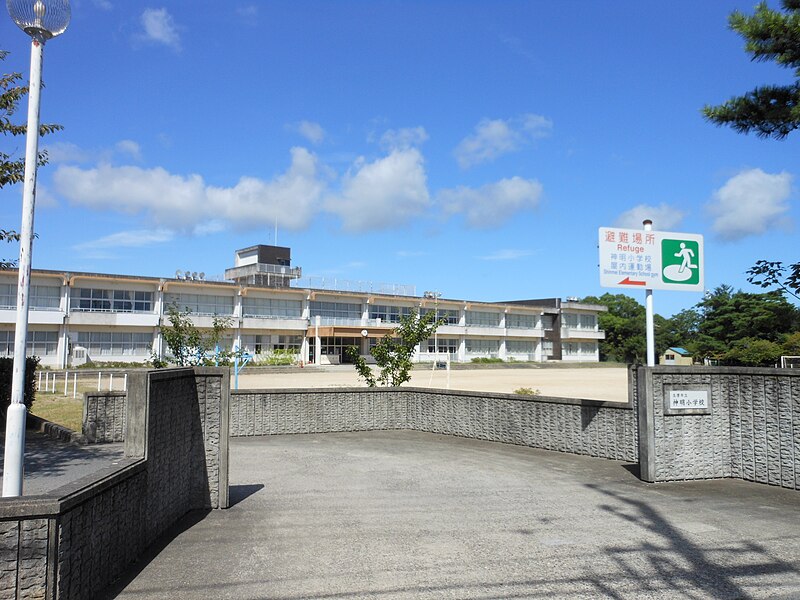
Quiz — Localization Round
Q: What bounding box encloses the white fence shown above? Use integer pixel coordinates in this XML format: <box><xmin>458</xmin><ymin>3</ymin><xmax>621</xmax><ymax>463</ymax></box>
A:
<box><xmin>36</xmin><ymin>370</ymin><xmax>129</xmax><ymax>397</ymax></box>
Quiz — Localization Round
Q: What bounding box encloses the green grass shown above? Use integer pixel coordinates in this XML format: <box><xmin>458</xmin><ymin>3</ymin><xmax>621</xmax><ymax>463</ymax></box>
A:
<box><xmin>31</xmin><ymin>394</ymin><xmax>83</xmax><ymax>432</ymax></box>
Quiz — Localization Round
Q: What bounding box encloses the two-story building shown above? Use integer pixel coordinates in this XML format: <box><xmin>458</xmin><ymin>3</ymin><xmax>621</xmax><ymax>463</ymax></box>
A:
<box><xmin>0</xmin><ymin>245</ymin><xmax>606</xmax><ymax>368</ymax></box>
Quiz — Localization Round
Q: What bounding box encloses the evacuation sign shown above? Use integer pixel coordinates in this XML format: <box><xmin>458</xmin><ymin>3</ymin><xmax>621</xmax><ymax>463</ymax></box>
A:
<box><xmin>598</xmin><ymin>227</ymin><xmax>704</xmax><ymax>292</ymax></box>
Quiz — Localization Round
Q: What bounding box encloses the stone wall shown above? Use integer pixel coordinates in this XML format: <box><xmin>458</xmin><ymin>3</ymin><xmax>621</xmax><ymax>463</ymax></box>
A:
<box><xmin>0</xmin><ymin>367</ymin><xmax>229</xmax><ymax>600</ymax></box>
<box><xmin>82</xmin><ymin>391</ymin><xmax>126</xmax><ymax>443</ymax></box>
<box><xmin>636</xmin><ymin>366</ymin><xmax>800</xmax><ymax>490</ymax></box>
<box><xmin>230</xmin><ymin>387</ymin><xmax>638</xmax><ymax>462</ymax></box>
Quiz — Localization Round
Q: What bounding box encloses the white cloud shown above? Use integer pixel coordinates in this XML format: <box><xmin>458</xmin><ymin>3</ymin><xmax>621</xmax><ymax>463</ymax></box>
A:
<box><xmin>615</xmin><ymin>203</ymin><xmax>685</xmax><ymax>230</ymax></box>
<box><xmin>44</xmin><ymin>142</ymin><xmax>91</xmax><ymax>164</ymax></box>
<box><xmin>439</xmin><ymin>176</ymin><xmax>543</xmax><ymax>228</ymax></box>
<box><xmin>326</xmin><ymin>148</ymin><xmax>429</xmax><ymax>231</ymax></box>
<box><xmin>44</xmin><ymin>139</ymin><xmax>145</xmax><ymax>166</ymax></box>
<box><xmin>92</xmin><ymin>0</ymin><xmax>113</xmax><ymax>9</ymax></box>
<box><xmin>708</xmin><ymin>168</ymin><xmax>793</xmax><ymax>240</ymax></box>
<box><xmin>455</xmin><ymin>113</ymin><xmax>552</xmax><ymax>169</ymax></box>
<box><xmin>54</xmin><ymin>147</ymin><xmax>326</xmax><ymax>233</ymax></box>
<box><xmin>140</xmin><ymin>8</ymin><xmax>181</xmax><ymax>50</ymax></box>
<box><xmin>115</xmin><ymin>140</ymin><xmax>142</xmax><ymax>161</ymax></box>
<box><xmin>478</xmin><ymin>249</ymin><xmax>535</xmax><ymax>261</ymax></box>
<box><xmin>380</xmin><ymin>127</ymin><xmax>428</xmax><ymax>151</ymax></box>
<box><xmin>73</xmin><ymin>228</ymin><xmax>173</xmax><ymax>259</ymax></box>
<box><xmin>289</xmin><ymin>121</ymin><xmax>326</xmax><ymax>145</ymax></box>
<box><xmin>75</xmin><ymin>229</ymin><xmax>174</xmax><ymax>251</ymax></box>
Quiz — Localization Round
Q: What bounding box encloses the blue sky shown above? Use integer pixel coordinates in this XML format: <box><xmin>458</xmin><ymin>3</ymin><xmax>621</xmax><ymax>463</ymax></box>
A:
<box><xmin>1</xmin><ymin>1</ymin><xmax>798</xmax><ymax>316</ymax></box>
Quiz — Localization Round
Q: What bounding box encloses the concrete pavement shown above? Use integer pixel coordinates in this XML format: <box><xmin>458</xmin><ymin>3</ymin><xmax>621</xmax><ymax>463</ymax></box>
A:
<box><xmin>109</xmin><ymin>431</ymin><xmax>800</xmax><ymax>599</ymax></box>
<box><xmin>0</xmin><ymin>431</ymin><xmax>125</xmax><ymax>496</ymax></box>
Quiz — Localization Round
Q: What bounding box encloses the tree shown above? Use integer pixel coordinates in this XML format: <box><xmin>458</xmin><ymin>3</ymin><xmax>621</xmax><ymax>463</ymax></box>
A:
<box><xmin>692</xmin><ymin>285</ymin><xmax>800</xmax><ymax>360</ymax></box>
<box><xmin>581</xmin><ymin>293</ymin><xmax>648</xmax><ymax>363</ymax></box>
<box><xmin>157</xmin><ymin>303</ymin><xmax>235</xmax><ymax>367</ymax></box>
<box><xmin>657</xmin><ymin>307</ymin><xmax>700</xmax><ymax>354</ymax></box>
<box><xmin>346</xmin><ymin>309</ymin><xmax>442</xmax><ymax>387</ymax></box>
<box><xmin>725</xmin><ymin>337</ymin><xmax>783</xmax><ymax>366</ymax></box>
<box><xmin>746</xmin><ymin>259</ymin><xmax>800</xmax><ymax>301</ymax></box>
<box><xmin>703</xmin><ymin>1</ymin><xmax>800</xmax><ymax>139</ymax></box>
<box><xmin>1</xmin><ymin>49</ymin><xmax>63</xmax><ymax>268</ymax></box>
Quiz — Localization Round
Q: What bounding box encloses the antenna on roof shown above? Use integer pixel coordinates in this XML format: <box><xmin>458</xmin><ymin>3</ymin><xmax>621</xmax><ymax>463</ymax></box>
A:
<box><xmin>175</xmin><ymin>269</ymin><xmax>183</xmax><ymax>279</ymax></box>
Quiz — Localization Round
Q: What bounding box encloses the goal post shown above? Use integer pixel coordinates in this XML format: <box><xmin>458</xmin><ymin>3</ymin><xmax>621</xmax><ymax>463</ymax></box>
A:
<box><xmin>781</xmin><ymin>356</ymin><xmax>800</xmax><ymax>369</ymax></box>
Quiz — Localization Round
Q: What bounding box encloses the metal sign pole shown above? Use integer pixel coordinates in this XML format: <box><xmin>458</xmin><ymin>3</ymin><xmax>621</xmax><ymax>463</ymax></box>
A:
<box><xmin>643</xmin><ymin>219</ymin><xmax>655</xmax><ymax>367</ymax></box>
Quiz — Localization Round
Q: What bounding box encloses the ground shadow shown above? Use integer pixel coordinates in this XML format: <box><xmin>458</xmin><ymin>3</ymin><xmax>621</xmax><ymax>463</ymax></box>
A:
<box><xmin>586</xmin><ymin>482</ymin><xmax>799</xmax><ymax>598</ymax></box>
<box><xmin>97</xmin><ymin>509</ymin><xmax>211</xmax><ymax>600</ymax></box>
<box><xmin>0</xmin><ymin>430</ymin><xmax>124</xmax><ymax>482</ymax></box>
<box><xmin>228</xmin><ymin>483</ymin><xmax>264</xmax><ymax>507</ymax></box>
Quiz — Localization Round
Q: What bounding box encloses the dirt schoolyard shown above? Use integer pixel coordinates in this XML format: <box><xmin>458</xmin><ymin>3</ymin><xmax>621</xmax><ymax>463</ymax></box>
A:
<box><xmin>236</xmin><ymin>364</ymin><xmax>630</xmax><ymax>402</ymax></box>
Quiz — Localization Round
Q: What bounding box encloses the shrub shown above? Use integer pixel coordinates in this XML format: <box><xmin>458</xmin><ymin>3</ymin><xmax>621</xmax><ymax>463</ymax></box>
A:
<box><xmin>0</xmin><ymin>356</ymin><xmax>39</xmax><ymax>424</ymax></box>
<box><xmin>262</xmin><ymin>349</ymin><xmax>297</xmax><ymax>366</ymax></box>
<box><xmin>470</xmin><ymin>357</ymin><xmax>504</xmax><ymax>364</ymax></box>
<box><xmin>514</xmin><ymin>387</ymin><xmax>540</xmax><ymax>396</ymax></box>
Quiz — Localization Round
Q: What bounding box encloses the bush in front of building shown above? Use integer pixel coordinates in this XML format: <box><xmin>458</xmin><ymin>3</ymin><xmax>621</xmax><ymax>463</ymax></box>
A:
<box><xmin>470</xmin><ymin>357</ymin><xmax>505</xmax><ymax>364</ymax></box>
<box><xmin>0</xmin><ymin>356</ymin><xmax>39</xmax><ymax>425</ymax></box>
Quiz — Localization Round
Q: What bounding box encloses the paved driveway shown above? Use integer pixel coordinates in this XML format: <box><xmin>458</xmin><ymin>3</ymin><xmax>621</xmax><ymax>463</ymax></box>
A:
<box><xmin>110</xmin><ymin>431</ymin><xmax>800</xmax><ymax>599</ymax></box>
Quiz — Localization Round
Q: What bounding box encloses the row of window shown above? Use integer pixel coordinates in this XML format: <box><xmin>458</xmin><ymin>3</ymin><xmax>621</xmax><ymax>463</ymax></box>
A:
<box><xmin>563</xmin><ymin>342</ymin><xmax>598</xmax><ymax>356</ymax></box>
<box><xmin>72</xmin><ymin>288</ymin><xmax>154</xmax><ymax>313</ymax></box>
<box><xmin>0</xmin><ymin>285</ymin><xmax>554</xmax><ymax>332</ymax></box>
<box><xmin>0</xmin><ymin>331</ymin><xmax>59</xmax><ymax>356</ymax></box>
<box><xmin>562</xmin><ymin>313</ymin><xmax>598</xmax><ymax>330</ymax></box>
<box><xmin>75</xmin><ymin>332</ymin><xmax>153</xmax><ymax>356</ymax></box>
<box><xmin>0</xmin><ymin>284</ymin><xmax>61</xmax><ymax>310</ymax></box>
<box><xmin>239</xmin><ymin>334</ymin><xmax>303</xmax><ymax>354</ymax></box>
<box><xmin>242</xmin><ymin>298</ymin><xmax>302</xmax><ymax>318</ymax></box>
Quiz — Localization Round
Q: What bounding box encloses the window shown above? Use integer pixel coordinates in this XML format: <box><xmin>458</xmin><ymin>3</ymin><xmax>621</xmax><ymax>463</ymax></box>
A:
<box><xmin>75</xmin><ymin>331</ymin><xmax>152</xmax><ymax>356</ymax></box>
<box><xmin>506</xmin><ymin>313</ymin><xmax>539</xmax><ymax>329</ymax></box>
<box><xmin>0</xmin><ymin>284</ymin><xmax>61</xmax><ymax>310</ymax></box>
<box><xmin>563</xmin><ymin>342</ymin><xmax>596</xmax><ymax>357</ymax></box>
<box><xmin>369</xmin><ymin>304</ymin><xmax>412</xmax><ymax>323</ymax></box>
<box><xmin>425</xmin><ymin>338</ymin><xmax>458</xmax><ymax>355</ymax></box>
<box><xmin>507</xmin><ymin>340</ymin><xmax>536</xmax><ymax>354</ymax></box>
<box><xmin>465</xmin><ymin>338</ymin><xmax>499</xmax><ymax>355</ymax></box>
<box><xmin>274</xmin><ymin>335</ymin><xmax>302</xmax><ymax>351</ymax></box>
<box><xmin>242</xmin><ymin>297</ymin><xmax>302</xmax><ymax>318</ymax></box>
<box><xmin>465</xmin><ymin>311</ymin><xmax>501</xmax><ymax>327</ymax></box>
<box><xmin>541</xmin><ymin>340</ymin><xmax>554</xmax><ymax>358</ymax></box>
<box><xmin>167</xmin><ymin>293</ymin><xmax>234</xmax><ymax>316</ymax></box>
<box><xmin>563</xmin><ymin>313</ymin><xmax>597</xmax><ymax>330</ymax></box>
<box><xmin>72</xmin><ymin>288</ymin><xmax>153</xmax><ymax>313</ymax></box>
<box><xmin>542</xmin><ymin>315</ymin><xmax>555</xmax><ymax>330</ymax></box>
<box><xmin>421</xmin><ymin>308</ymin><xmax>460</xmax><ymax>325</ymax></box>
<box><xmin>0</xmin><ymin>330</ymin><xmax>58</xmax><ymax>356</ymax></box>
<box><xmin>310</xmin><ymin>301</ymin><xmax>361</xmax><ymax>321</ymax></box>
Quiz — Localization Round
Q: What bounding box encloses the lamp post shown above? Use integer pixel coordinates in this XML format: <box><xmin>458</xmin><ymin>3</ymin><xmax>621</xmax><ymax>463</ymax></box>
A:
<box><xmin>3</xmin><ymin>0</ymin><xmax>70</xmax><ymax>497</ymax></box>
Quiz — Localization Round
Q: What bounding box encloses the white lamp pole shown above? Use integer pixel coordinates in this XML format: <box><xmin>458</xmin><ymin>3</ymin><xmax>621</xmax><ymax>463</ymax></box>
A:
<box><xmin>2</xmin><ymin>0</ymin><xmax>70</xmax><ymax>497</ymax></box>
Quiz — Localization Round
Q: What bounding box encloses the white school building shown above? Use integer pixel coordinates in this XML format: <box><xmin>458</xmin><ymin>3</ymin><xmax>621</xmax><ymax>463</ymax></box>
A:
<box><xmin>0</xmin><ymin>245</ymin><xmax>606</xmax><ymax>368</ymax></box>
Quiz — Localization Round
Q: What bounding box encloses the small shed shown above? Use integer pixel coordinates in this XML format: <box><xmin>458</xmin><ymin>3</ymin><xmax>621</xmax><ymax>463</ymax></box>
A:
<box><xmin>661</xmin><ymin>347</ymin><xmax>693</xmax><ymax>366</ymax></box>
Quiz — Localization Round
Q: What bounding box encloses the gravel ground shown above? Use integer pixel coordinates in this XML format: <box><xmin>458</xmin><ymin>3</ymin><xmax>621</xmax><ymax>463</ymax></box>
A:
<box><xmin>237</xmin><ymin>365</ymin><xmax>630</xmax><ymax>402</ymax></box>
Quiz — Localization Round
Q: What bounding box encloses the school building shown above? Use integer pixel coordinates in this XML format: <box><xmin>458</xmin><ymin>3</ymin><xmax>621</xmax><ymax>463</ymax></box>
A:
<box><xmin>0</xmin><ymin>245</ymin><xmax>606</xmax><ymax>368</ymax></box>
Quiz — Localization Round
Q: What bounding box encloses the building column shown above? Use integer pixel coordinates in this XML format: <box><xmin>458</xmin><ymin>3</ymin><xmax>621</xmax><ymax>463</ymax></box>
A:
<box><xmin>314</xmin><ymin>316</ymin><xmax>322</xmax><ymax>365</ymax></box>
<box><xmin>57</xmin><ymin>323</ymin><xmax>69</xmax><ymax>369</ymax></box>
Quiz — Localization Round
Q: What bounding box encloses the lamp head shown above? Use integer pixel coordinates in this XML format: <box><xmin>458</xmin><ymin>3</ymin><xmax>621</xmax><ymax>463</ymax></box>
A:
<box><xmin>7</xmin><ymin>0</ymin><xmax>70</xmax><ymax>40</ymax></box>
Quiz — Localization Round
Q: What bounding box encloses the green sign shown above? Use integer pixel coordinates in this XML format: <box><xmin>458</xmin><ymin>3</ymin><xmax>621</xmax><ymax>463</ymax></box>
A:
<box><xmin>661</xmin><ymin>238</ymin><xmax>700</xmax><ymax>286</ymax></box>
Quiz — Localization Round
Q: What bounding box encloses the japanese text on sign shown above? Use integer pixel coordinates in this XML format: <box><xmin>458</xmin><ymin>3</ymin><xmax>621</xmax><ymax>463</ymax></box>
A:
<box><xmin>668</xmin><ymin>390</ymin><xmax>708</xmax><ymax>410</ymax></box>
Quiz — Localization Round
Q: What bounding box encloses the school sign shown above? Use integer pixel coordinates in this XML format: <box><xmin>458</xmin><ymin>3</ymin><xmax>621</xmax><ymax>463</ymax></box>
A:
<box><xmin>598</xmin><ymin>227</ymin><xmax>704</xmax><ymax>292</ymax></box>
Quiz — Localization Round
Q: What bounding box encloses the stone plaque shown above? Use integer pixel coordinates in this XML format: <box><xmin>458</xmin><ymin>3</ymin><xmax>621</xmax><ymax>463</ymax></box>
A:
<box><xmin>664</xmin><ymin>385</ymin><xmax>711</xmax><ymax>416</ymax></box>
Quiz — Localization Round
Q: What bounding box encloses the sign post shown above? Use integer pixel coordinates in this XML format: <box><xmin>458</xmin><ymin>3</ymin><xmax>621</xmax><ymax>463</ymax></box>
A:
<box><xmin>598</xmin><ymin>223</ymin><xmax>704</xmax><ymax>366</ymax></box>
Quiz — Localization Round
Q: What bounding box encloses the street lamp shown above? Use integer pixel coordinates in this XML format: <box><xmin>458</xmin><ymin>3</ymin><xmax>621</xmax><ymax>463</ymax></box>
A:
<box><xmin>3</xmin><ymin>0</ymin><xmax>70</xmax><ymax>497</ymax></box>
